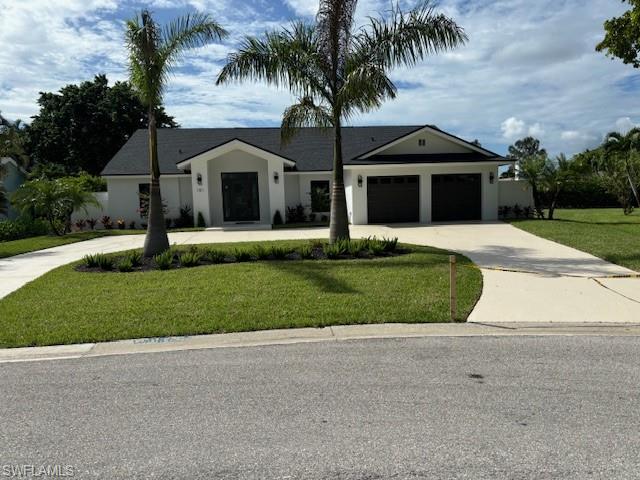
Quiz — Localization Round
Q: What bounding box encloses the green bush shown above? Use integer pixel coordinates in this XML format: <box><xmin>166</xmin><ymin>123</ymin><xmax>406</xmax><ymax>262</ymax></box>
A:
<box><xmin>82</xmin><ymin>253</ymin><xmax>113</xmax><ymax>270</ymax></box>
<box><xmin>253</xmin><ymin>244</ymin><xmax>270</xmax><ymax>260</ymax></box>
<box><xmin>0</xmin><ymin>217</ymin><xmax>49</xmax><ymax>241</ymax></box>
<box><xmin>299</xmin><ymin>244</ymin><xmax>313</xmax><ymax>259</ymax></box>
<box><xmin>234</xmin><ymin>248</ymin><xmax>253</xmax><ymax>262</ymax></box>
<box><xmin>196</xmin><ymin>212</ymin><xmax>206</xmax><ymax>228</ymax></box>
<box><xmin>269</xmin><ymin>245</ymin><xmax>289</xmax><ymax>259</ymax></box>
<box><xmin>117</xmin><ymin>258</ymin><xmax>133</xmax><ymax>272</ymax></box>
<box><xmin>382</xmin><ymin>237</ymin><xmax>398</xmax><ymax>252</ymax></box>
<box><xmin>205</xmin><ymin>248</ymin><xmax>226</xmax><ymax>264</ymax></box>
<box><xmin>153</xmin><ymin>250</ymin><xmax>174</xmax><ymax>270</ymax></box>
<box><xmin>179</xmin><ymin>250</ymin><xmax>202</xmax><ymax>267</ymax></box>
<box><xmin>273</xmin><ymin>210</ymin><xmax>283</xmax><ymax>225</ymax></box>
<box><xmin>124</xmin><ymin>251</ymin><xmax>143</xmax><ymax>267</ymax></box>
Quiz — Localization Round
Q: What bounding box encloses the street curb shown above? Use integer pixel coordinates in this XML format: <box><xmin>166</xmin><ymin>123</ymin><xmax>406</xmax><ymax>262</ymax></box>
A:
<box><xmin>2</xmin><ymin>322</ymin><xmax>640</xmax><ymax>364</ymax></box>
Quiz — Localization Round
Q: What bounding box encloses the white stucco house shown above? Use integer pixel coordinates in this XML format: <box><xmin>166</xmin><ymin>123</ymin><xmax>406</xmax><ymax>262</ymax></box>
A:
<box><xmin>100</xmin><ymin>125</ymin><xmax>513</xmax><ymax>227</ymax></box>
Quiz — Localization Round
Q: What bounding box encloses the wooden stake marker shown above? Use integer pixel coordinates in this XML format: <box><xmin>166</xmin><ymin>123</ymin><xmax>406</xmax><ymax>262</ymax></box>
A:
<box><xmin>450</xmin><ymin>255</ymin><xmax>457</xmax><ymax>321</ymax></box>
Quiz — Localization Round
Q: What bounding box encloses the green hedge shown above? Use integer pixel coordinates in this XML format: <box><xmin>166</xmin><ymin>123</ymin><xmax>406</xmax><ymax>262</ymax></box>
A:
<box><xmin>0</xmin><ymin>218</ymin><xmax>50</xmax><ymax>242</ymax></box>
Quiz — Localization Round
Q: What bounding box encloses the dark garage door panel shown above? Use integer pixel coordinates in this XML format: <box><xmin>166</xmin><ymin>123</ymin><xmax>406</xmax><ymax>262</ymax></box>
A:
<box><xmin>367</xmin><ymin>176</ymin><xmax>419</xmax><ymax>223</ymax></box>
<box><xmin>431</xmin><ymin>174</ymin><xmax>482</xmax><ymax>222</ymax></box>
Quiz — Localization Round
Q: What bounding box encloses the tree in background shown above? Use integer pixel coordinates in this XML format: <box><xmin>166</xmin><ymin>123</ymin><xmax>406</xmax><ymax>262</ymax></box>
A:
<box><xmin>217</xmin><ymin>0</ymin><xmax>466</xmax><ymax>242</ymax></box>
<box><xmin>597</xmin><ymin>0</ymin><xmax>640</xmax><ymax>67</ymax></box>
<box><xmin>541</xmin><ymin>154</ymin><xmax>581</xmax><ymax>220</ymax></box>
<box><xmin>602</xmin><ymin>130</ymin><xmax>640</xmax><ymax>208</ymax></box>
<box><xmin>0</xmin><ymin>112</ymin><xmax>30</xmax><ymax>215</ymax></box>
<box><xmin>126</xmin><ymin>10</ymin><xmax>227</xmax><ymax>256</ymax></box>
<box><xmin>517</xmin><ymin>152</ymin><xmax>547</xmax><ymax>217</ymax></box>
<box><xmin>11</xmin><ymin>177</ymin><xmax>99</xmax><ymax>235</ymax></box>
<box><xmin>506</xmin><ymin>136</ymin><xmax>547</xmax><ymax>179</ymax></box>
<box><xmin>26</xmin><ymin>75</ymin><xmax>177</xmax><ymax>177</ymax></box>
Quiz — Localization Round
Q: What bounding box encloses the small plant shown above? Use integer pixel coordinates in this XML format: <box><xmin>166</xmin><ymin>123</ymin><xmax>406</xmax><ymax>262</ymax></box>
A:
<box><xmin>74</xmin><ymin>219</ymin><xmax>86</xmax><ymax>231</ymax></box>
<box><xmin>502</xmin><ymin>205</ymin><xmax>512</xmax><ymax>219</ymax></box>
<box><xmin>269</xmin><ymin>245</ymin><xmax>289</xmax><ymax>259</ymax></box>
<box><xmin>253</xmin><ymin>244</ymin><xmax>270</xmax><ymax>260</ymax></box>
<box><xmin>522</xmin><ymin>206</ymin><xmax>533</xmax><ymax>219</ymax></box>
<box><xmin>324</xmin><ymin>242</ymin><xmax>342</xmax><ymax>259</ymax></box>
<box><xmin>286</xmin><ymin>204</ymin><xmax>306</xmax><ymax>223</ymax></box>
<box><xmin>86</xmin><ymin>218</ymin><xmax>97</xmax><ymax>230</ymax></box>
<box><xmin>234</xmin><ymin>248</ymin><xmax>253</xmax><ymax>262</ymax></box>
<box><xmin>116</xmin><ymin>218</ymin><xmax>126</xmax><ymax>230</ymax></box>
<box><xmin>299</xmin><ymin>244</ymin><xmax>313</xmax><ymax>259</ymax></box>
<box><xmin>82</xmin><ymin>253</ymin><xmax>113</xmax><ymax>270</ymax></box>
<box><xmin>179</xmin><ymin>250</ymin><xmax>202</xmax><ymax>267</ymax></box>
<box><xmin>364</xmin><ymin>237</ymin><xmax>386</xmax><ymax>255</ymax></box>
<box><xmin>381</xmin><ymin>237</ymin><xmax>398</xmax><ymax>252</ymax></box>
<box><xmin>100</xmin><ymin>216</ymin><xmax>113</xmax><ymax>229</ymax></box>
<box><xmin>128</xmin><ymin>221</ymin><xmax>136</xmax><ymax>230</ymax></box>
<box><xmin>174</xmin><ymin>205</ymin><xmax>194</xmax><ymax>228</ymax></box>
<box><xmin>513</xmin><ymin>204</ymin><xmax>523</xmax><ymax>219</ymax></box>
<box><xmin>273</xmin><ymin>210</ymin><xmax>283</xmax><ymax>225</ymax></box>
<box><xmin>205</xmin><ymin>248</ymin><xmax>226</xmax><ymax>264</ymax></box>
<box><xmin>321</xmin><ymin>214</ymin><xmax>328</xmax><ymax>222</ymax></box>
<box><xmin>309</xmin><ymin>239</ymin><xmax>324</xmax><ymax>250</ymax></box>
<box><xmin>117</xmin><ymin>258</ymin><xmax>133</xmax><ymax>272</ymax></box>
<box><xmin>123</xmin><ymin>250</ymin><xmax>143</xmax><ymax>267</ymax></box>
<box><xmin>196</xmin><ymin>212</ymin><xmax>206</xmax><ymax>228</ymax></box>
<box><xmin>154</xmin><ymin>249</ymin><xmax>174</xmax><ymax>270</ymax></box>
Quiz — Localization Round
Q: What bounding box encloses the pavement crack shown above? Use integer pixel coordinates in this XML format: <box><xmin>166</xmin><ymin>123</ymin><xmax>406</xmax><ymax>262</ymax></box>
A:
<box><xmin>591</xmin><ymin>278</ymin><xmax>640</xmax><ymax>305</ymax></box>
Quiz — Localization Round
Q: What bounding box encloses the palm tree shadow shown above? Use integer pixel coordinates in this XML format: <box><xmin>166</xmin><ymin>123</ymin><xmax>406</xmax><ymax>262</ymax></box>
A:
<box><xmin>268</xmin><ymin>261</ymin><xmax>360</xmax><ymax>294</ymax></box>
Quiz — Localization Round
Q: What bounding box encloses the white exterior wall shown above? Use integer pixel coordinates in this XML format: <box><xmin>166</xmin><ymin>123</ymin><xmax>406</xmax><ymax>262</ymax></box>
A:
<box><xmin>377</xmin><ymin>130</ymin><xmax>471</xmax><ymax>155</ymax></box>
<box><xmin>105</xmin><ymin>176</ymin><xmax>192</xmax><ymax>224</ymax></box>
<box><xmin>186</xmin><ymin>147</ymin><xmax>286</xmax><ymax>227</ymax></box>
<box><xmin>346</xmin><ymin>163</ymin><xmax>499</xmax><ymax>225</ymax></box>
<box><xmin>71</xmin><ymin>192</ymin><xmax>108</xmax><ymax>223</ymax></box>
<box><xmin>286</xmin><ymin>173</ymin><xmax>333</xmax><ymax>215</ymax></box>
<box><xmin>498</xmin><ymin>179</ymin><xmax>534</xmax><ymax>207</ymax></box>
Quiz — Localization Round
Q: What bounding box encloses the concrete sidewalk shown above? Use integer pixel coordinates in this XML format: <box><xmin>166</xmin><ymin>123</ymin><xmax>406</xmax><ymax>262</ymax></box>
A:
<box><xmin>2</xmin><ymin>322</ymin><xmax>639</xmax><ymax>364</ymax></box>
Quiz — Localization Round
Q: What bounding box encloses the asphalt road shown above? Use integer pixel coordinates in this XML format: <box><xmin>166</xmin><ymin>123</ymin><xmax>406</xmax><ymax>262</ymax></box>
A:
<box><xmin>1</xmin><ymin>336</ymin><xmax>639</xmax><ymax>479</ymax></box>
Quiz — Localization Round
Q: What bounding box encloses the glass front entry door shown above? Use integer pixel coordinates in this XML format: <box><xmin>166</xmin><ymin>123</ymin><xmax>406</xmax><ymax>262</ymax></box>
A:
<box><xmin>221</xmin><ymin>172</ymin><xmax>260</xmax><ymax>222</ymax></box>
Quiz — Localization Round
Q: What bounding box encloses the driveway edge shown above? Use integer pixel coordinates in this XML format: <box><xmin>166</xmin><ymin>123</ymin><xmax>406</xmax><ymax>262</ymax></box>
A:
<box><xmin>2</xmin><ymin>322</ymin><xmax>640</xmax><ymax>364</ymax></box>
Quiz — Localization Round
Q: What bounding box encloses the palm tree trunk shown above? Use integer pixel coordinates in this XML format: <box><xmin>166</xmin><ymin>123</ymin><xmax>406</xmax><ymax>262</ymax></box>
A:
<box><xmin>143</xmin><ymin>109</ymin><xmax>170</xmax><ymax>257</ymax></box>
<box><xmin>625</xmin><ymin>152</ymin><xmax>640</xmax><ymax>207</ymax></box>
<box><xmin>329</xmin><ymin>118</ymin><xmax>350</xmax><ymax>243</ymax></box>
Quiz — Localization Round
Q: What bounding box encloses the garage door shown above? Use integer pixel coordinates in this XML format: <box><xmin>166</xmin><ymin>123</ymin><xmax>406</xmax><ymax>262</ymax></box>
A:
<box><xmin>431</xmin><ymin>174</ymin><xmax>482</xmax><ymax>222</ymax></box>
<box><xmin>367</xmin><ymin>176</ymin><xmax>419</xmax><ymax>223</ymax></box>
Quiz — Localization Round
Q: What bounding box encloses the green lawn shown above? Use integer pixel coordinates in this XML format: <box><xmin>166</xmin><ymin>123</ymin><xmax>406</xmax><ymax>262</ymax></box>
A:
<box><xmin>0</xmin><ymin>240</ymin><xmax>482</xmax><ymax>348</ymax></box>
<box><xmin>510</xmin><ymin>208</ymin><xmax>640</xmax><ymax>271</ymax></box>
<box><xmin>0</xmin><ymin>228</ymin><xmax>203</xmax><ymax>259</ymax></box>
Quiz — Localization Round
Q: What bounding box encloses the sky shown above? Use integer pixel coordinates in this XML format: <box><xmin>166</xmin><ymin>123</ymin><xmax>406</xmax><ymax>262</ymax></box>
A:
<box><xmin>0</xmin><ymin>0</ymin><xmax>637</xmax><ymax>156</ymax></box>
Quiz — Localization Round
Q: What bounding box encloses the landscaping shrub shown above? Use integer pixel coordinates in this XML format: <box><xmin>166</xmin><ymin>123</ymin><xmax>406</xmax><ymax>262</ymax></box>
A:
<box><xmin>253</xmin><ymin>244</ymin><xmax>270</xmax><ymax>260</ymax></box>
<box><xmin>273</xmin><ymin>210</ymin><xmax>283</xmax><ymax>225</ymax></box>
<box><xmin>234</xmin><ymin>248</ymin><xmax>253</xmax><ymax>262</ymax></box>
<box><xmin>269</xmin><ymin>245</ymin><xmax>289</xmax><ymax>259</ymax></box>
<box><xmin>74</xmin><ymin>219</ymin><xmax>86</xmax><ymax>231</ymax></box>
<box><xmin>179</xmin><ymin>250</ymin><xmax>202</xmax><ymax>267</ymax></box>
<box><xmin>174</xmin><ymin>205</ymin><xmax>194</xmax><ymax>228</ymax></box>
<box><xmin>0</xmin><ymin>217</ymin><xmax>49</xmax><ymax>241</ymax></box>
<box><xmin>381</xmin><ymin>237</ymin><xmax>398</xmax><ymax>252</ymax></box>
<box><xmin>205</xmin><ymin>248</ymin><xmax>226</xmax><ymax>264</ymax></box>
<box><xmin>165</xmin><ymin>218</ymin><xmax>173</xmax><ymax>229</ymax></box>
<box><xmin>123</xmin><ymin>250</ymin><xmax>143</xmax><ymax>267</ymax></box>
<box><xmin>299</xmin><ymin>244</ymin><xmax>313</xmax><ymax>259</ymax></box>
<box><xmin>86</xmin><ymin>218</ymin><xmax>97</xmax><ymax>230</ymax></box>
<box><xmin>116</xmin><ymin>218</ymin><xmax>126</xmax><ymax>230</ymax></box>
<box><xmin>100</xmin><ymin>216</ymin><xmax>113</xmax><ymax>229</ymax></box>
<box><xmin>82</xmin><ymin>253</ymin><xmax>113</xmax><ymax>271</ymax></box>
<box><xmin>154</xmin><ymin>250</ymin><xmax>174</xmax><ymax>270</ymax></box>
<box><xmin>286</xmin><ymin>204</ymin><xmax>306</xmax><ymax>223</ymax></box>
<box><xmin>117</xmin><ymin>258</ymin><xmax>133</xmax><ymax>272</ymax></box>
<box><xmin>128</xmin><ymin>221</ymin><xmax>136</xmax><ymax>230</ymax></box>
<box><xmin>196</xmin><ymin>212</ymin><xmax>206</xmax><ymax>228</ymax></box>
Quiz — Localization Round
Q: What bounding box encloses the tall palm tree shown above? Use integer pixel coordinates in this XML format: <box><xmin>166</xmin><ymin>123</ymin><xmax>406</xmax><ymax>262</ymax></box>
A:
<box><xmin>126</xmin><ymin>10</ymin><xmax>227</xmax><ymax>256</ymax></box>
<box><xmin>604</xmin><ymin>129</ymin><xmax>640</xmax><ymax>207</ymax></box>
<box><xmin>217</xmin><ymin>0</ymin><xmax>466</xmax><ymax>242</ymax></box>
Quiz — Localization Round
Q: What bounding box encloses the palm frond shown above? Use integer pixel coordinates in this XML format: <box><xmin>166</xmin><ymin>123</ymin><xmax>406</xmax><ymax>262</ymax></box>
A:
<box><xmin>316</xmin><ymin>0</ymin><xmax>358</xmax><ymax>81</ymax></box>
<box><xmin>339</xmin><ymin>60</ymin><xmax>397</xmax><ymax>118</ymax></box>
<box><xmin>160</xmin><ymin>12</ymin><xmax>228</xmax><ymax>68</ymax></box>
<box><xmin>354</xmin><ymin>1</ymin><xmax>467</xmax><ymax>69</ymax></box>
<box><xmin>281</xmin><ymin>97</ymin><xmax>333</xmax><ymax>144</ymax></box>
<box><xmin>216</xmin><ymin>22</ymin><xmax>330</xmax><ymax>101</ymax></box>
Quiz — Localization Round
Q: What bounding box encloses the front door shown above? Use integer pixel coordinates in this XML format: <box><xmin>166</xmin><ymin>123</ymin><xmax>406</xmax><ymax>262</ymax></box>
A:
<box><xmin>222</xmin><ymin>172</ymin><xmax>260</xmax><ymax>222</ymax></box>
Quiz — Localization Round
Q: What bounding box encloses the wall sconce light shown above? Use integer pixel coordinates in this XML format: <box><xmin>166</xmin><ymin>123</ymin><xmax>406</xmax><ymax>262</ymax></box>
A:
<box><xmin>274</xmin><ymin>171</ymin><xmax>280</xmax><ymax>184</ymax></box>
<box><xmin>489</xmin><ymin>171</ymin><xmax>495</xmax><ymax>184</ymax></box>
<box><xmin>196</xmin><ymin>173</ymin><xmax>203</xmax><ymax>186</ymax></box>
<box><xmin>357</xmin><ymin>174</ymin><xmax>363</xmax><ymax>188</ymax></box>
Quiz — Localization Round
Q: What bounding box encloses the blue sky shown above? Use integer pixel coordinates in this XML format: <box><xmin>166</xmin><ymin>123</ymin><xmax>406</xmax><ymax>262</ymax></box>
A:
<box><xmin>0</xmin><ymin>0</ymin><xmax>637</xmax><ymax>156</ymax></box>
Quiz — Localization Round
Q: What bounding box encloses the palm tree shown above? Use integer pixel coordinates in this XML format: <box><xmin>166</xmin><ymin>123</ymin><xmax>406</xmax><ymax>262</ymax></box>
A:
<box><xmin>603</xmin><ymin>129</ymin><xmax>640</xmax><ymax>208</ymax></box>
<box><xmin>125</xmin><ymin>10</ymin><xmax>227</xmax><ymax>256</ymax></box>
<box><xmin>216</xmin><ymin>0</ymin><xmax>466</xmax><ymax>242</ymax></box>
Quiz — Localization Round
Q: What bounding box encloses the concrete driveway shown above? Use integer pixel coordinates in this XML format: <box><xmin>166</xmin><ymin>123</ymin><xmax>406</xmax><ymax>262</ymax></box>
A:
<box><xmin>1</xmin><ymin>223</ymin><xmax>638</xmax><ymax>323</ymax></box>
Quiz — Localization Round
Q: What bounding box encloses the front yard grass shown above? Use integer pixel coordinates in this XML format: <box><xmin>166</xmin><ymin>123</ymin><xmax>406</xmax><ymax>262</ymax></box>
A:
<box><xmin>0</xmin><ymin>240</ymin><xmax>482</xmax><ymax>348</ymax></box>
<box><xmin>510</xmin><ymin>208</ymin><xmax>640</xmax><ymax>271</ymax></box>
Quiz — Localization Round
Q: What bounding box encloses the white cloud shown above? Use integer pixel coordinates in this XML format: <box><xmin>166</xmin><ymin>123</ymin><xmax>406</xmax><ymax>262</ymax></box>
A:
<box><xmin>528</xmin><ymin>123</ymin><xmax>545</xmax><ymax>137</ymax></box>
<box><xmin>561</xmin><ymin>130</ymin><xmax>583</xmax><ymax>141</ymax></box>
<box><xmin>615</xmin><ymin>117</ymin><xmax>639</xmax><ymax>134</ymax></box>
<box><xmin>501</xmin><ymin>117</ymin><xmax>526</xmax><ymax>139</ymax></box>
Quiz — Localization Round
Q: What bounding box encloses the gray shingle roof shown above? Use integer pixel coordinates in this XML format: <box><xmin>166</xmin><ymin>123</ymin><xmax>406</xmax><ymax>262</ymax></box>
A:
<box><xmin>101</xmin><ymin>125</ymin><xmax>501</xmax><ymax>175</ymax></box>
